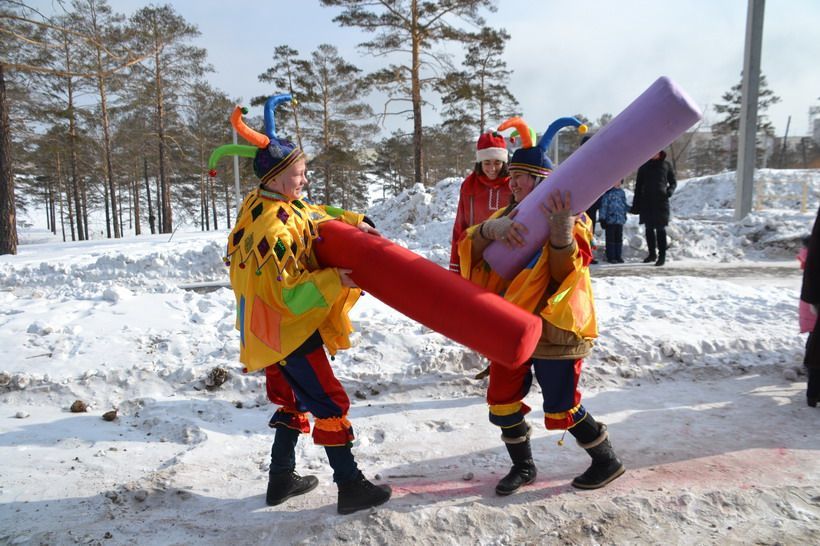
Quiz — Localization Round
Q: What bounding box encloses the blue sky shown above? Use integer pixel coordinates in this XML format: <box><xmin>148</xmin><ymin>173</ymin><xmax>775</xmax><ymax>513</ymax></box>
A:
<box><xmin>37</xmin><ymin>0</ymin><xmax>820</xmax><ymax>137</ymax></box>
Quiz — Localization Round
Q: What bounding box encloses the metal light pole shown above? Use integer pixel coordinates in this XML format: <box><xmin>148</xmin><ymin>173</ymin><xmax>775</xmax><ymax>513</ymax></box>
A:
<box><xmin>735</xmin><ymin>0</ymin><xmax>765</xmax><ymax>220</ymax></box>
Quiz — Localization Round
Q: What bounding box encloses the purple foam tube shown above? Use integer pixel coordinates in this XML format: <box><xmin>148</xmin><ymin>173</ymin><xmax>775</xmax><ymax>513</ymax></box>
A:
<box><xmin>484</xmin><ymin>76</ymin><xmax>702</xmax><ymax>279</ymax></box>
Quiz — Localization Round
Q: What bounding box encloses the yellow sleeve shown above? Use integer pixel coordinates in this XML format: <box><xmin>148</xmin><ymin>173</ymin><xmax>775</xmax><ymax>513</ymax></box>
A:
<box><xmin>540</xmin><ymin>221</ymin><xmax>597</xmax><ymax>339</ymax></box>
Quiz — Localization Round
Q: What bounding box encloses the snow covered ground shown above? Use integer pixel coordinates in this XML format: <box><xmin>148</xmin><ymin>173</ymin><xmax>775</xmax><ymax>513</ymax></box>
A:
<box><xmin>1</xmin><ymin>169</ymin><xmax>819</xmax><ymax>545</ymax></box>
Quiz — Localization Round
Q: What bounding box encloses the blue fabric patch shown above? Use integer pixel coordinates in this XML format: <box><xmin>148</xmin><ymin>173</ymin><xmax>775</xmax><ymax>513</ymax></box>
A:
<box><xmin>239</xmin><ymin>295</ymin><xmax>246</xmax><ymax>347</ymax></box>
<box><xmin>489</xmin><ymin>409</ymin><xmax>526</xmax><ymax>428</ymax></box>
<box><xmin>525</xmin><ymin>248</ymin><xmax>543</xmax><ymax>270</ymax></box>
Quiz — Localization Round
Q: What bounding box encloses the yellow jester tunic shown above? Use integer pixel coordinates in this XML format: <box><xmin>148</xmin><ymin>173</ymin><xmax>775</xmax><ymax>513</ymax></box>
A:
<box><xmin>458</xmin><ymin>209</ymin><xmax>598</xmax><ymax>352</ymax></box>
<box><xmin>226</xmin><ymin>187</ymin><xmax>364</xmax><ymax>372</ymax></box>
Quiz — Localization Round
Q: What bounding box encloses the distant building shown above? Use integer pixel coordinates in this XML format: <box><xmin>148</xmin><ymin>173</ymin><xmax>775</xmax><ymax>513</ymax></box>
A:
<box><xmin>810</xmin><ymin>106</ymin><xmax>820</xmax><ymax>145</ymax></box>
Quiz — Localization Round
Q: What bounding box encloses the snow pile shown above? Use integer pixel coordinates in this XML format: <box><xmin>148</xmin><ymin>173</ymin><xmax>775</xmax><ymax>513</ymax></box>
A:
<box><xmin>1</xmin><ymin>169</ymin><xmax>819</xmax><ymax>545</ymax></box>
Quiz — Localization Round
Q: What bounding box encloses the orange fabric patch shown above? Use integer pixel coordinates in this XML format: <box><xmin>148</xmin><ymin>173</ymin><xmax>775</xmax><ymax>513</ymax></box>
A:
<box><xmin>312</xmin><ymin>415</ymin><xmax>354</xmax><ymax>446</ymax></box>
<box><xmin>250</xmin><ymin>296</ymin><xmax>282</xmax><ymax>352</ymax></box>
<box><xmin>313</xmin><ymin>415</ymin><xmax>352</xmax><ymax>432</ymax></box>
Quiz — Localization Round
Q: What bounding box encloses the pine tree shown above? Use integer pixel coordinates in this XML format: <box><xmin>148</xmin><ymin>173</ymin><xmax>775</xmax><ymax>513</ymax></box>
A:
<box><xmin>437</xmin><ymin>27</ymin><xmax>519</xmax><ymax>134</ymax></box>
<box><xmin>712</xmin><ymin>73</ymin><xmax>781</xmax><ymax>168</ymax></box>
<box><xmin>71</xmin><ymin>0</ymin><xmax>131</xmax><ymax>238</ymax></box>
<box><xmin>0</xmin><ymin>63</ymin><xmax>16</xmax><ymax>255</ymax></box>
<box><xmin>185</xmin><ymin>81</ymin><xmax>233</xmax><ymax>230</ymax></box>
<box><xmin>128</xmin><ymin>5</ymin><xmax>209</xmax><ymax>233</ymax></box>
<box><xmin>320</xmin><ymin>0</ymin><xmax>498</xmax><ymax>187</ymax></box>
<box><xmin>369</xmin><ymin>131</ymin><xmax>414</xmax><ymax>197</ymax></box>
<box><xmin>688</xmin><ymin>135</ymin><xmax>727</xmax><ymax>177</ymax></box>
<box><xmin>293</xmin><ymin>44</ymin><xmax>376</xmax><ymax>206</ymax></box>
<box><xmin>257</xmin><ymin>45</ymin><xmax>306</xmax><ymax>151</ymax></box>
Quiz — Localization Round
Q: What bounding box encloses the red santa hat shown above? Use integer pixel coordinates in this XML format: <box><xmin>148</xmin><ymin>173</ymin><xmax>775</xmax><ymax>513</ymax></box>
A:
<box><xmin>475</xmin><ymin>131</ymin><xmax>508</xmax><ymax>163</ymax></box>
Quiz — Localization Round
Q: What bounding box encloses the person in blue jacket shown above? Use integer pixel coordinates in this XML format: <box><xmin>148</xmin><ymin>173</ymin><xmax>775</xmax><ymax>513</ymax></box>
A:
<box><xmin>598</xmin><ymin>180</ymin><xmax>628</xmax><ymax>263</ymax></box>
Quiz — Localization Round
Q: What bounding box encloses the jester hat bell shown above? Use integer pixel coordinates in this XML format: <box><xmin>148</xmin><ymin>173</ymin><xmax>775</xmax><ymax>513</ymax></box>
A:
<box><xmin>498</xmin><ymin>116</ymin><xmax>588</xmax><ymax>178</ymax></box>
<box><xmin>208</xmin><ymin>94</ymin><xmax>304</xmax><ymax>183</ymax></box>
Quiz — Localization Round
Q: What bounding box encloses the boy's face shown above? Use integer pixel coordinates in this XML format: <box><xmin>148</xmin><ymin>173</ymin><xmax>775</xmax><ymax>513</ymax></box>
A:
<box><xmin>509</xmin><ymin>170</ymin><xmax>537</xmax><ymax>202</ymax></box>
<box><xmin>272</xmin><ymin>158</ymin><xmax>308</xmax><ymax>199</ymax></box>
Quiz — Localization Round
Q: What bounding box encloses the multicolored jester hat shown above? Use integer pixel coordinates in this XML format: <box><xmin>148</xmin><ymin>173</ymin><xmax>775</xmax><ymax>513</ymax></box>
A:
<box><xmin>209</xmin><ymin>94</ymin><xmax>542</xmax><ymax>370</ymax></box>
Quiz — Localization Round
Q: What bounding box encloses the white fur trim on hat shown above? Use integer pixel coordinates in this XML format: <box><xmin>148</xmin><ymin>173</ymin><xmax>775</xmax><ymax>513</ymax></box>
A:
<box><xmin>476</xmin><ymin>147</ymin><xmax>508</xmax><ymax>163</ymax></box>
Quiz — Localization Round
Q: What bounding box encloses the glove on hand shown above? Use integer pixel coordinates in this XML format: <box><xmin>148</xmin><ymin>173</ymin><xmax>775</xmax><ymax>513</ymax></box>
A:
<box><xmin>481</xmin><ymin>216</ymin><xmax>514</xmax><ymax>241</ymax></box>
<box><xmin>549</xmin><ymin>209</ymin><xmax>574</xmax><ymax>248</ymax></box>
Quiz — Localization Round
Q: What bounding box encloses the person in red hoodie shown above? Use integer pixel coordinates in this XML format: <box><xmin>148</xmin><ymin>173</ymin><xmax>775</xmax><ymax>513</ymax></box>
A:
<box><xmin>449</xmin><ymin>131</ymin><xmax>512</xmax><ymax>274</ymax></box>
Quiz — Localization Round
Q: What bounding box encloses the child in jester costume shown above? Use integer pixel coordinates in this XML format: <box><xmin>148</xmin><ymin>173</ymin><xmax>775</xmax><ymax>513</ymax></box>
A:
<box><xmin>212</xmin><ymin>94</ymin><xmax>391</xmax><ymax>515</ymax></box>
<box><xmin>458</xmin><ymin>116</ymin><xmax>625</xmax><ymax>495</ymax></box>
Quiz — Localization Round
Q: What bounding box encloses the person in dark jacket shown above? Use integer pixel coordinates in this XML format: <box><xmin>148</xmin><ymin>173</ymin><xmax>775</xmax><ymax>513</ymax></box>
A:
<box><xmin>801</xmin><ymin>204</ymin><xmax>820</xmax><ymax>406</ymax></box>
<box><xmin>630</xmin><ymin>150</ymin><xmax>677</xmax><ymax>266</ymax></box>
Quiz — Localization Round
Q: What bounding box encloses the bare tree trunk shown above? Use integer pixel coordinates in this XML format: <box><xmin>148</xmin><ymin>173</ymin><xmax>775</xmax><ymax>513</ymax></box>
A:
<box><xmin>81</xmin><ymin>177</ymin><xmax>90</xmax><ymax>238</ymax></box>
<box><xmin>133</xmin><ymin>161</ymin><xmax>141</xmax><ymax>235</ymax></box>
<box><xmin>103</xmin><ymin>178</ymin><xmax>111</xmax><ymax>238</ymax></box>
<box><xmin>479</xmin><ymin>72</ymin><xmax>486</xmax><ymax>133</ymax></box>
<box><xmin>209</xmin><ymin>174</ymin><xmax>218</xmax><ymax>230</ymax></box>
<box><xmin>63</xmin><ymin>32</ymin><xmax>85</xmax><ymax>241</ymax></box>
<box><xmin>44</xmin><ymin>184</ymin><xmax>52</xmax><ymax>233</ymax></box>
<box><xmin>0</xmin><ymin>64</ymin><xmax>18</xmax><ymax>255</ymax></box>
<box><xmin>143</xmin><ymin>157</ymin><xmax>155</xmax><ymax>234</ymax></box>
<box><xmin>65</xmin><ymin>154</ymin><xmax>76</xmax><ymax>241</ymax></box>
<box><xmin>49</xmin><ymin>178</ymin><xmax>56</xmax><ymax>234</ymax></box>
<box><xmin>118</xmin><ymin>175</ymin><xmax>125</xmax><ymax>235</ymax></box>
<box><xmin>198</xmin><ymin>142</ymin><xmax>207</xmax><ymax>230</ymax></box>
<box><xmin>126</xmin><ymin>174</ymin><xmax>131</xmax><ymax>230</ymax></box>
<box><xmin>200</xmin><ymin>174</ymin><xmax>207</xmax><ymax>230</ymax></box>
<box><xmin>57</xmin><ymin>154</ymin><xmax>66</xmax><ymax>242</ymax></box>
<box><xmin>155</xmin><ymin>175</ymin><xmax>162</xmax><ymax>230</ymax></box>
<box><xmin>152</xmin><ymin>23</ymin><xmax>172</xmax><ymax>233</ymax></box>
<box><xmin>224</xmin><ymin>182</ymin><xmax>231</xmax><ymax>227</ymax></box>
<box><xmin>96</xmin><ymin>66</ymin><xmax>120</xmax><ymax>237</ymax></box>
<box><xmin>410</xmin><ymin>0</ymin><xmax>424</xmax><ymax>186</ymax></box>
<box><xmin>84</xmin><ymin>1</ymin><xmax>122</xmax><ymax>237</ymax></box>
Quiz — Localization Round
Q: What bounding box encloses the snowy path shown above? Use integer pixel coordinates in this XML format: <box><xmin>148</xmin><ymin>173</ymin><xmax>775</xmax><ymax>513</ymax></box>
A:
<box><xmin>2</xmin><ymin>373</ymin><xmax>818</xmax><ymax>545</ymax></box>
<box><xmin>591</xmin><ymin>259</ymin><xmax>799</xmax><ymax>279</ymax></box>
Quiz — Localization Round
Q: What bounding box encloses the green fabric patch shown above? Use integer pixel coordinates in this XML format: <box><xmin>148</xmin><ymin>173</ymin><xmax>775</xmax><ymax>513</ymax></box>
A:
<box><xmin>282</xmin><ymin>281</ymin><xmax>328</xmax><ymax>314</ymax></box>
<box><xmin>274</xmin><ymin>239</ymin><xmax>287</xmax><ymax>260</ymax></box>
<box><xmin>324</xmin><ymin>205</ymin><xmax>344</xmax><ymax>218</ymax></box>
<box><xmin>552</xmin><ymin>286</ymin><xmax>570</xmax><ymax>304</ymax></box>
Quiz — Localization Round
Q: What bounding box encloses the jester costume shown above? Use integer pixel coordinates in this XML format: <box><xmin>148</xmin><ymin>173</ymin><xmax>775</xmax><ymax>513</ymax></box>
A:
<box><xmin>459</xmin><ymin>205</ymin><xmax>597</xmax><ymax>431</ymax></box>
<box><xmin>227</xmin><ymin>188</ymin><xmax>364</xmax><ymax>445</ymax></box>
<box><xmin>214</xmin><ymin>94</ymin><xmax>390</xmax><ymax>514</ymax></box>
<box><xmin>458</xmin><ymin>115</ymin><xmax>625</xmax><ymax>494</ymax></box>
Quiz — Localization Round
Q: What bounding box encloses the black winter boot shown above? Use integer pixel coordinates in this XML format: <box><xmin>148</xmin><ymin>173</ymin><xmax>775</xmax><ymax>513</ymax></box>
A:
<box><xmin>569</xmin><ymin>418</ymin><xmax>625</xmax><ymax>490</ymax></box>
<box><xmin>495</xmin><ymin>423</ymin><xmax>537</xmax><ymax>495</ymax></box>
<box><xmin>642</xmin><ymin>254</ymin><xmax>657</xmax><ymax>263</ymax></box>
<box><xmin>654</xmin><ymin>250</ymin><xmax>666</xmax><ymax>267</ymax></box>
<box><xmin>337</xmin><ymin>472</ymin><xmax>391</xmax><ymax>514</ymax></box>
<box><xmin>266</xmin><ymin>471</ymin><xmax>319</xmax><ymax>506</ymax></box>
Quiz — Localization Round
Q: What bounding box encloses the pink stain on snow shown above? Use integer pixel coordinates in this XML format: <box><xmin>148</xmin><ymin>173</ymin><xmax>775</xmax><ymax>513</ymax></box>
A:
<box><xmin>388</xmin><ymin>477</ymin><xmax>577</xmax><ymax>500</ymax></box>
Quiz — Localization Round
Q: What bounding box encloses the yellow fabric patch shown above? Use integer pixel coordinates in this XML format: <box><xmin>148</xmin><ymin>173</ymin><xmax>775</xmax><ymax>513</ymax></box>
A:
<box><xmin>489</xmin><ymin>401</ymin><xmax>523</xmax><ymax>417</ymax></box>
<box><xmin>227</xmin><ymin>189</ymin><xmax>364</xmax><ymax>372</ymax></box>
<box><xmin>458</xmin><ymin>210</ymin><xmax>598</xmax><ymax>341</ymax></box>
